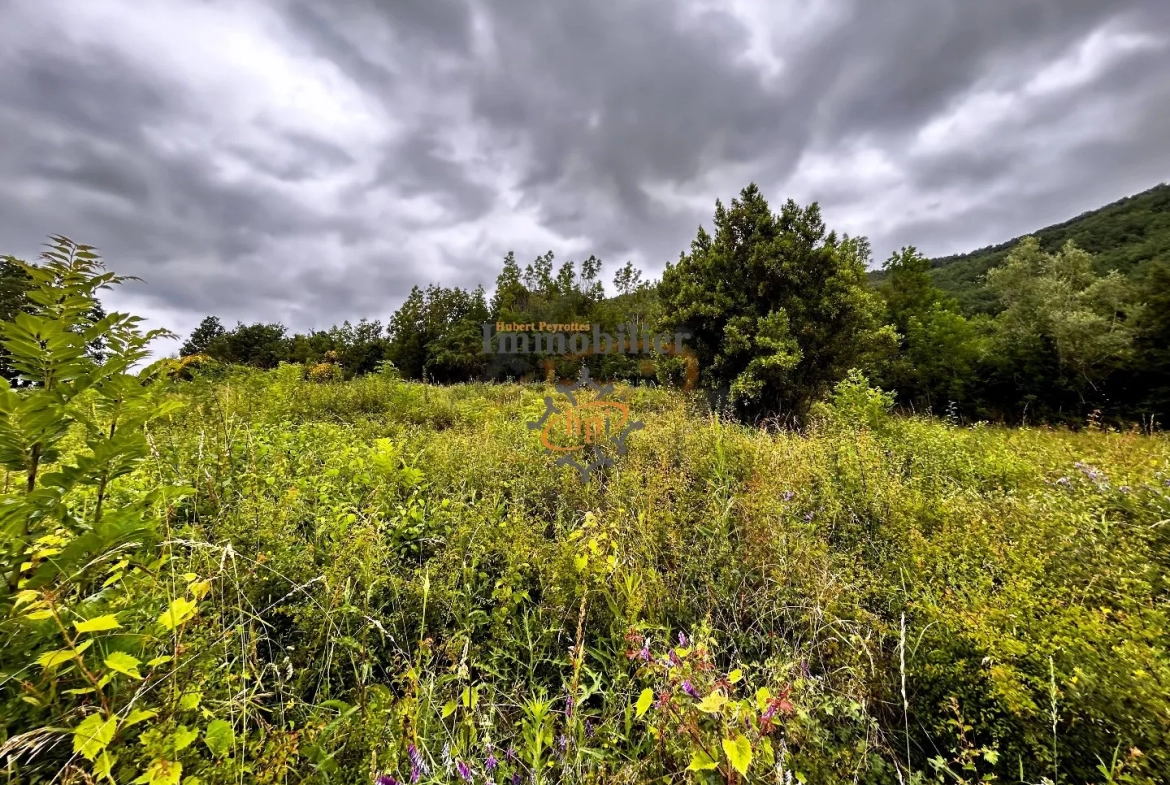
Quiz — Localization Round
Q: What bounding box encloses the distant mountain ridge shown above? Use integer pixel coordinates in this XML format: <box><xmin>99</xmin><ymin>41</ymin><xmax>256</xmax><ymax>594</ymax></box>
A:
<box><xmin>870</xmin><ymin>182</ymin><xmax>1170</xmax><ymax>314</ymax></box>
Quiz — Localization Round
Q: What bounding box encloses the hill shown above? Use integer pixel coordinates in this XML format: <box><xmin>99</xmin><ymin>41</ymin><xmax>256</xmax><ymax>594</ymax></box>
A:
<box><xmin>870</xmin><ymin>182</ymin><xmax>1170</xmax><ymax>314</ymax></box>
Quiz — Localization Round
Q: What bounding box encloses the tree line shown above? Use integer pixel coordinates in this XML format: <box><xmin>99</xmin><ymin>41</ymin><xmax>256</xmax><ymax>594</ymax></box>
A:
<box><xmin>179</xmin><ymin>183</ymin><xmax>1169</xmax><ymax>424</ymax></box>
<box><xmin>7</xmin><ymin>184</ymin><xmax>1162</xmax><ymax>424</ymax></box>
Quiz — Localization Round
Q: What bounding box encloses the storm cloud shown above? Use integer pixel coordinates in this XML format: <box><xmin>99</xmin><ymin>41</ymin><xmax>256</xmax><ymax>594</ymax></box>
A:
<box><xmin>1</xmin><ymin>0</ymin><xmax>1167</xmax><ymax>351</ymax></box>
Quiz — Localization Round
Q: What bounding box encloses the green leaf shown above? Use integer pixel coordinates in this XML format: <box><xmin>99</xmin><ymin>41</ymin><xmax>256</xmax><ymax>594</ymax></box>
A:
<box><xmin>73</xmin><ymin>713</ymin><xmax>117</xmax><ymax>761</ymax></box>
<box><xmin>728</xmin><ymin>668</ymin><xmax>743</xmax><ymax>684</ymax></box>
<box><xmin>94</xmin><ymin>750</ymin><xmax>117</xmax><ymax>783</ymax></box>
<box><xmin>123</xmin><ymin>709</ymin><xmax>158</xmax><ymax>728</ymax></box>
<box><xmin>722</xmin><ymin>734</ymin><xmax>752</xmax><ymax>776</ymax></box>
<box><xmin>179</xmin><ymin>691</ymin><xmax>202</xmax><ymax>710</ymax></box>
<box><xmin>105</xmin><ymin>651</ymin><xmax>143</xmax><ymax>679</ymax></box>
<box><xmin>686</xmin><ymin>749</ymin><xmax>719</xmax><ymax>772</ymax></box>
<box><xmin>132</xmin><ymin>759</ymin><xmax>182</xmax><ymax>785</ymax></box>
<box><xmin>159</xmin><ymin>597</ymin><xmax>197</xmax><ymax>631</ymax></box>
<box><xmin>697</xmin><ymin>692</ymin><xmax>727</xmax><ymax>714</ymax></box>
<box><xmin>442</xmin><ymin>700</ymin><xmax>457</xmax><ymax>718</ymax></box>
<box><xmin>204</xmin><ymin>719</ymin><xmax>235</xmax><ymax>758</ymax></box>
<box><xmin>755</xmin><ymin>687</ymin><xmax>772</xmax><ymax>711</ymax></box>
<box><xmin>635</xmin><ymin>688</ymin><xmax>655</xmax><ymax>718</ymax></box>
<box><xmin>74</xmin><ymin>614</ymin><xmax>121</xmax><ymax>634</ymax></box>
<box><xmin>37</xmin><ymin>648</ymin><xmax>78</xmax><ymax>669</ymax></box>
<box><xmin>170</xmin><ymin>725</ymin><xmax>198</xmax><ymax>753</ymax></box>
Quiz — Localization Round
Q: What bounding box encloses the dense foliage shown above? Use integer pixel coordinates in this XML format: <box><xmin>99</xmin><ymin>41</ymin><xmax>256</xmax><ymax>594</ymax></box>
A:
<box><xmin>885</xmin><ymin>182</ymin><xmax>1170</xmax><ymax>315</ymax></box>
<box><xmin>0</xmin><ymin>157</ymin><xmax>1165</xmax><ymax>785</ymax></box>
<box><xmin>178</xmin><ymin>184</ymin><xmax>1169</xmax><ymax>426</ymax></box>
<box><xmin>656</xmin><ymin>185</ymin><xmax>896</xmax><ymax>418</ymax></box>
<box><xmin>1</xmin><ymin>248</ymin><xmax>1168</xmax><ymax>782</ymax></box>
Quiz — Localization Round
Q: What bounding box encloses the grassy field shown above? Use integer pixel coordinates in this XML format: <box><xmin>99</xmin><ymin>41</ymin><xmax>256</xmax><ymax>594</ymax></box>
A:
<box><xmin>5</xmin><ymin>366</ymin><xmax>1170</xmax><ymax>784</ymax></box>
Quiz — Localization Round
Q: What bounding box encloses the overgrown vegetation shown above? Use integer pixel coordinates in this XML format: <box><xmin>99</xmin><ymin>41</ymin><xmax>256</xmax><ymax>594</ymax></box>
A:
<box><xmin>1</xmin><ymin>240</ymin><xmax>1168</xmax><ymax>784</ymax></box>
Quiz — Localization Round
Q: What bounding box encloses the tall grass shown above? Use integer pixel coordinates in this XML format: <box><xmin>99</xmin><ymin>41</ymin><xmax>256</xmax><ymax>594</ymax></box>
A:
<box><xmin>4</xmin><ymin>366</ymin><xmax>1169</xmax><ymax>784</ymax></box>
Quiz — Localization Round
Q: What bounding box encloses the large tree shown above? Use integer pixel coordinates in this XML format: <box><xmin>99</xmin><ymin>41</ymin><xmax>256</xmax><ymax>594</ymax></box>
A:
<box><xmin>207</xmin><ymin>322</ymin><xmax>289</xmax><ymax>369</ymax></box>
<box><xmin>877</xmin><ymin>247</ymin><xmax>983</xmax><ymax>414</ymax></box>
<box><xmin>985</xmin><ymin>237</ymin><xmax>1141</xmax><ymax>414</ymax></box>
<box><xmin>180</xmin><ymin>315</ymin><xmax>226</xmax><ymax>357</ymax></box>
<box><xmin>658</xmin><ymin>184</ymin><xmax>896</xmax><ymax>417</ymax></box>
<box><xmin>1133</xmin><ymin>260</ymin><xmax>1170</xmax><ymax>417</ymax></box>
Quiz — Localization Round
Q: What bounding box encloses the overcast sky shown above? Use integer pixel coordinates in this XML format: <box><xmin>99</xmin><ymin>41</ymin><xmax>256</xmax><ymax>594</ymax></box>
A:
<box><xmin>1</xmin><ymin>0</ymin><xmax>1168</xmax><ymax>354</ymax></box>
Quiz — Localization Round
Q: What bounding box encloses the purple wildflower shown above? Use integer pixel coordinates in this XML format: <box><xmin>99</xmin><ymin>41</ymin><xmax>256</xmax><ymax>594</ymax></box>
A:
<box><xmin>669</xmin><ymin>649</ymin><xmax>681</xmax><ymax>667</ymax></box>
<box><xmin>408</xmin><ymin>745</ymin><xmax>429</xmax><ymax>775</ymax></box>
<box><xmin>485</xmin><ymin>754</ymin><xmax>498</xmax><ymax>773</ymax></box>
<box><xmin>442</xmin><ymin>743</ymin><xmax>453</xmax><ymax>773</ymax></box>
<box><xmin>585</xmin><ymin>718</ymin><xmax>596</xmax><ymax>737</ymax></box>
<box><xmin>565</xmin><ymin>693</ymin><xmax>574</xmax><ymax>718</ymax></box>
<box><xmin>410</xmin><ymin>765</ymin><xmax>420</xmax><ymax>784</ymax></box>
<box><xmin>511</xmin><ymin>774</ymin><xmax>522</xmax><ymax>785</ymax></box>
<box><xmin>639</xmin><ymin>641</ymin><xmax>651</xmax><ymax>661</ymax></box>
<box><xmin>456</xmin><ymin>760</ymin><xmax>473</xmax><ymax>782</ymax></box>
<box><xmin>782</xmin><ymin>490</ymin><xmax>794</xmax><ymax>502</ymax></box>
<box><xmin>376</xmin><ymin>776</ymin><xmax>400</xmax><ymax>785</ymax></box>
<box><xmin>557</xmin><ymin>735</ymin><xmax>569</xmax><ymax>753</ymax></box>
<box><xmin>804</xmin><ymin>510</ymin><xmax>815</xmax><ymax>522</ymax></box>
<box><xmin>1075</xmin><ymin>462</ymin><xmax>1104</xmax><ymax>482</ymax></box>
<box><xmin>1055</xmin><ymin>477</ymin><xmax>1071</xmax><ymax>487</ymax></box>
<box><xmin>682</xmin><ymin>680</ymin><xmax>699</xmax><ymax>698</ymax></box>
<box><xmin>505</xmin><ymin>747</ymin><xmax>517</xmax><ymax>764</ymax></box>
<box><xmin>678</xmin><ymin>631</ymin><xmax>688</xmax><ymax>647</ymax></box>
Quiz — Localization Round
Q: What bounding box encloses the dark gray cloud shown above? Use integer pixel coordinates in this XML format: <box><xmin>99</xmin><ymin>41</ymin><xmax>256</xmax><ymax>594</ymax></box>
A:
<box><xmin>0</xmin><ymin>0</ymin><xmax>1167</xmax><ymax>352</ymax></box>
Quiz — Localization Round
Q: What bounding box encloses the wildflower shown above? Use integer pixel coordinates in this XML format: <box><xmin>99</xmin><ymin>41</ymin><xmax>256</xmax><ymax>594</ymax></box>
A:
<box><xmin>456</xmin><ymin>760</ymin><xmax>474</xmax><ymax>782</ymax></box>
<box><xmin>511</xmin><ymin>774</ymin><xmax>522</xmax><ymax>785</ymax></box>
<box><xmin>1119</xmin><ymin>485</ymin><xmax>1132</xmax><ymax>493</ymax></box>
<box><xmin>678</xmin><ymin>631</ymin><xmax>688</xmax><ymax>647</ymax></box>
<box><xmin>505</xmin><ymin>747</ymin><xmax>517</xmax><ymax>765</ymax></box>
<box><xmin>565</xmin><ymin>692</ymin><xmax>574</xmax><ymax>718</ymax></box>
<box><xmin>557</xmin><ymin>735</ymin><xmax>569</xmax><ymax>753</ymax></box>
<box><xmin>804</xmin><ymin>510</ymin><xmax>815</xmax><ymax>522</ymax></box>
<box><xmin>442</xmin><ymin>743</ymin><xmax>454</xmax><ymax>773</ymax></box>
<box><xmin>1055</xmin><ymin>477</ymin><xmax>1071</xmax><ymax>487</ymax></box>
<box><xmin>485</xmin><ymin>753</ymin><xmax>498</xmax><ymax>773</ymax></box>
<box><xmin>639</xmin><ymin>641</ymin><xmax>651</xmax><ymax>661</ymax></box>
<box><xmin>682</xmin><ymin>680</ymin><xmax>699</xmax><ymax>698</ymax></box>
<box><xmin>1075</xmin><ymin>462</ymin><xmax>1104</xmax><ymax>482</ymax></box>
<box><xmin>669</xmin><ymin>649</ymin><xmax>681</xmax><ymax>667</ymax></box>
<box><xmin>584</xmin><ymin>718</ymin><xmax>596</xmax><ymax>737</ymax></box>
<box><xmin>376</xmin><ymin>776</ymin><xmax>400</xmax><ymax>785</ymax></box>
<box><xmin>782</xmin><ymin>490</ymin><xmax>794</xmax><ymax>501</ymax></box>
<box><xmin>408</xmin><ymin>745</ymin><xmax>429</xmax><ymax>775</ymax></box>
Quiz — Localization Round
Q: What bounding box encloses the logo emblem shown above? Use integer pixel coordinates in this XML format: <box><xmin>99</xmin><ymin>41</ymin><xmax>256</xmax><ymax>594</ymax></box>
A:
<box><xmin>527</xmin><ymin>367</ymin><xmax>643</xmax><ymax>481</ymax></box>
